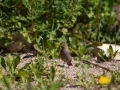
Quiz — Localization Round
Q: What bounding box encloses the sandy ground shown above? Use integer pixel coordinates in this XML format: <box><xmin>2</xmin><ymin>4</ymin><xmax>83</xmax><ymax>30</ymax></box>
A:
<box><xmin>13</xmin><ymin>53</ymin><xmax>120</xmax><ymax>90</ymax></box>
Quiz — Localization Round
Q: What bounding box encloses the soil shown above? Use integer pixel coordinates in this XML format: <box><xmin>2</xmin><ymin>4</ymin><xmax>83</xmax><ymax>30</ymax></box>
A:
<box><xmin>1</xmin><ymin>52</ymin><xmax>120</xmax><ymax>90</ymax></box>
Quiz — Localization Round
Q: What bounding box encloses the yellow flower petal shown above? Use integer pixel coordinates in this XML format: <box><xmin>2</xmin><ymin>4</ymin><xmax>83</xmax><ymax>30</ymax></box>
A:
<box><xmin>98</xmin><ymin>76</ymin><xmax>110</xmax><ymax>85</ymax></box>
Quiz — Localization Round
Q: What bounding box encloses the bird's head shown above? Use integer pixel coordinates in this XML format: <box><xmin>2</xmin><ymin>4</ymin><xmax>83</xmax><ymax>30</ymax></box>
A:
<box><xmin>61</xmin><ymin>43</ymin><xmax>68</xmax><ymax>49</ymax></box>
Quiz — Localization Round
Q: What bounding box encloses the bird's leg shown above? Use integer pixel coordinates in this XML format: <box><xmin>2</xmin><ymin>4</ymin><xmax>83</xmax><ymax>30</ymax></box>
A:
<box><xmin>63</xmin><ymin>61</ymin><xmax>65</xmax><ymax>67</ymax></box>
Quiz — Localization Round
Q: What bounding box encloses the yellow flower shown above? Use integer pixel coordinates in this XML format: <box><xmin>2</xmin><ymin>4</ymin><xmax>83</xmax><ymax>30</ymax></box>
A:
<box><xmin>98</xmin><ymin>76</ymin><xmax>110</xmax><ymax>85</ymax></box>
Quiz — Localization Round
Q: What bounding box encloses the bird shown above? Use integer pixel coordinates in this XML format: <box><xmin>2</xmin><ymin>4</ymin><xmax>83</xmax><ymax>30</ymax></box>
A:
<box><xmin>60</xmin><ymin>43</ymin><xmax>72</xmax><ymax>66</ymax></box>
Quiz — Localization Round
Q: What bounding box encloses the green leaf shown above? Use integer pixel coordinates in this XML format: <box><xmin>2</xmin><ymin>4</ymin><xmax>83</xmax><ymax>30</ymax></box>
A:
<box><xmin>88</xmin><ymin>11</ymin><xmax>94</xmax><ymax>18</ymax></box>
<box><xmin>110</xmin><ymin>72</ymin><xmax>116</xmax><ymax>84</ymax></box>
<box><xmin>113</xmin><ymin>50</ymin><xmax>118</xmax><ymax>58</ymax></box>
<box><xmin>61</xmin><ymin>28</ymin><xmax>68</xmax><ymax>35</ymax></box>
<box><xmin>81</xmin><ymin>55</ymin><xmax>90</xmax><ymax>61</ymax></box>
<box><xmin>109</xmin><ymin>45</ymin><xmax>113</xmax><ymax>52</ymax></box>
<box><xmin>6</xmin><ymin>54</ymin><xmax>14</xmax><ymax>67</ymax></box>
<box><xmin>47</xmin><ymin>31</ymin><xmax>56</xmax><ymax>41</ymax></box>
<box><xmin>89</xmin><ymin>74</ymin><xmax>96</xmax><ymax>85</ymax></box>
<box><xmin>107</xmin><ymin>45</ymin><xmax>116</xmax><ymax>59</ymax></box>
<box><xmin>0</xmin><ymin>71</ymin><xmax>3</xmax><ymax>79</ymax></box>
<box><xmin>13</xmin><ymin>56</ymin><xmax>20</xmax><ymax>71</ymax></box>
<box><xmin>50</xmin><ymin>66</ymin><xmax>55</xmax><ymax>81</ymax></box>
<box><xmin>79</xmin><ymin>47</ymin><xmax>87</xmax><ymax>55</ymax></box>
<box><xmin>18</xmin><ymin>69</ymin><xmax>28</xmax><ymax>83</ymax></box>
<box><xmin>34</xmin><ymin>44</ymin><xmax>41</xmax><ymax>53</ymax></box>
<box><xmin>98</xmin><ymin>52</ymin><xmax>108</xmax><ymax>61</ymax></box>
<box><xmin>85</xmin><ymin>44</ymin><xmax>95</xmax><ymax>50</ymax></box>
<box><xmin>18</xmin><ymin>69</ymin><xmax>28</xmax><ymax>78</ymax></box>
<box><xmin>35</xmin><ymin>78</ymin><xmax>43</xmax><ymax>83</ymax></box>
<box><xmin>58</xmin><ymin>35</ymin><xmax>66</xmax><ymax>43</ymax></box>
<box><xmin>3</xmin><ymin>76</ymin><xmax>11</xmax><ymax>90</ymax></box>
<box><xmin>0</xmin><ymin>56</ymin><xmax>6</xmax><ymax>70</ymax></box>
<box><xmin>27</xmin><ymin>36</ymin><xmax>32</xmax><ymax>43</ymax></box>
<box><xmin>107</xmin><ymin>48</ymin><xmax>112</xmax><ymax>59</ymax></box>
<box><xmin>17</xmin><ymin>22</ymin><xmax>21</xmax><ymax>27</ymax></box>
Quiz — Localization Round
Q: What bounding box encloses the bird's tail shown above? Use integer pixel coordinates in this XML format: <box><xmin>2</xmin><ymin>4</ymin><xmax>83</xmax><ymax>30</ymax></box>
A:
<box><xmin>67</xmin><ymin>61</ymin><xmax>72</xmax><ymax>66</ymax></box>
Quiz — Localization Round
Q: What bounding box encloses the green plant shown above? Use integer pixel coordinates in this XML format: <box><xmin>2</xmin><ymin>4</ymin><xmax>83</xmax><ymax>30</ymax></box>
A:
<box><xmin>98</xmin><ymin>45</ymin><xmax>118</xmax><ymax>61</ymax></box>
<box><xmin>0</xmin><ymin>54</ymin><xmax>20</xmax><ymax>75</ymax></box>
<box><xmin>0</xmin><ymin>0</ymin><xmax>120</xmax><ymax>89</ymax></box>
<box><xmin>77</xmin><ymin>70</ymin><xmax>97</xmax><ymax>90</ymax></box>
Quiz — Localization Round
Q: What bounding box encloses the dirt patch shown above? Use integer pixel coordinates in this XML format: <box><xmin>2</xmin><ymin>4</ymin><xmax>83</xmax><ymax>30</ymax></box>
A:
<box><xmin>1</xmin><ymin>53</ymin><xmax>120</xmax><ymax>90</ymax></box>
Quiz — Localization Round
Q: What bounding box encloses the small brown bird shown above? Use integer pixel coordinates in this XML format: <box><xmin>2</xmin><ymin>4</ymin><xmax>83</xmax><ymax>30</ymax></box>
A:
<box><xmin>60</xmin><ymin>43</ymin><xmax>72</xmax><ymax>66</ymax></box>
